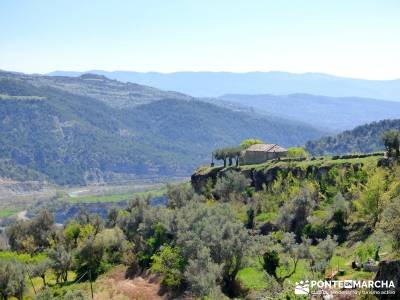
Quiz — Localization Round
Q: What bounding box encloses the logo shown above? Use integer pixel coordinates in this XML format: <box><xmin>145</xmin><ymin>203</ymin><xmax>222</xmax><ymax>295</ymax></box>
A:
<box><xmin>294</xmin><ymin>279</ymin><xmax>396</xmax><ymax>296</ymax></box>
<box><xmin>344</xmin><ymin>280</ymin><xmax>353</xmax><ymax>289</ymax></box>
<box><xmin>295</xmin><ymin>280</ymin><xmax>310</xmax><ymax>295</ymax></box>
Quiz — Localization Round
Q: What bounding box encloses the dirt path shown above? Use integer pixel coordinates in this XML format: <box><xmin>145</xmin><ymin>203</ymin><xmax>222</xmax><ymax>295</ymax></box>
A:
<box><xmin>94</xmin><ymin>267</ymin><xmax>166</xmax><ymax>300</ymax></box>
<box><xmin>17</xmin><ymin>210</ymin><xmax>29</xmax><ymax>221</ymax></box>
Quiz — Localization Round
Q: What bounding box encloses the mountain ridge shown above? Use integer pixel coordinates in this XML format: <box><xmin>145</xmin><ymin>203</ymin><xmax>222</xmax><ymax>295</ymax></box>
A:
<box><xmin>48</xmin><ymin>70</ymin><xmax>400</xmax><ymax>101</ymax></box>
<box><xmin>219</xmin><ymin>93</ymin><xmax>400</xmax><ymax>131</ymax></box>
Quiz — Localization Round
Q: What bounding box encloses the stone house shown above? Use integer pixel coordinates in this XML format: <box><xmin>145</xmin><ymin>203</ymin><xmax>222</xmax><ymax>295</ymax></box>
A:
<box><xmin>240</xmin><ymin>143</ymin><xmax>288</xmax><ymax>165</ymax></box>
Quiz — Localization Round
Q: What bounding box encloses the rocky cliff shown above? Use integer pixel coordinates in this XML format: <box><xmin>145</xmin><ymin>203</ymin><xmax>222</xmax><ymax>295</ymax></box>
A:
<box><xmin>374</xmin><ymin>260</ymin><xmax>400</xmax><ymax>299</ymax></box>
<box><xmin>191</xmin><ymin>156</ymin><xmax>380</xmax><ymax>193</ymax></box>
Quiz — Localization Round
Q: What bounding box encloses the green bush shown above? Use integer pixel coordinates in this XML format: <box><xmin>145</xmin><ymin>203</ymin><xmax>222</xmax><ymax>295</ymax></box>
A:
<box><xmin>151</xmin><ymin>246</ymin><xmax>185</xmax><ymax>290</ymax></box>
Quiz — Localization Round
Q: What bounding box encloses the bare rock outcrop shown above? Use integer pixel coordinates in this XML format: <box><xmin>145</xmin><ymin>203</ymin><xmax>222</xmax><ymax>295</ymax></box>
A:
<box><xmin>374</xmin><ymin>260</ymin><xmax>400</xmax><ymax>299</ymax></box>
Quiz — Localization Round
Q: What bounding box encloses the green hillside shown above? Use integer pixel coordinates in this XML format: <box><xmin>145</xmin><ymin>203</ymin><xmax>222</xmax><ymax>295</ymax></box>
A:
<box><xmin>305</xmin><ymin>119</ymin><xmax>400</xmax><ymax>155</ymax></box>
<box><xmin>0</xmin><ymin>73</ymin><xmax>324</xmax><ymax>185</ymax></box>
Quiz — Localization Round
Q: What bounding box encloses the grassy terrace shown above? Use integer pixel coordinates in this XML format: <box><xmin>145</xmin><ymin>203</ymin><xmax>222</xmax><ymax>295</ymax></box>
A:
<box><xmin>0</xmin><ymin>208</ymin><xmax>21</xmax><ymax>218</ymax></box>
<box><xmin>68</xmin><ymin>187</ymin><xmax>166</xmax><ymax>204</ymax></box>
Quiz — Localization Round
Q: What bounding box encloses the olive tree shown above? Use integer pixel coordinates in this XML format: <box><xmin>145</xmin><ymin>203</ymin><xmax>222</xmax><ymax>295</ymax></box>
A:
<box><xmin>166</xmin><ymin>183</ymin><xmax>195</xmax><ymax>209</ymax></box>
<box><xmin>96</xmin><ymin>227</ymin><xmax>133</xmax><ymax>264</ymax></box>
<box><xmin>29</xmin><ymin>210</ymin><xmax>55</xmax><ymax>250</ymax></box>
<box><xmin>63</xmin><ymin>221</ymin><xmax>81</xmax><ymax>249</ymax></box>
<box><xmin>6</xmin><ymin>210</ymin><xmax>55</xmax><ymax>254</ymax></box>
<box><xmin>118</xmin><ymin>198</ymin><xmax>173</xmax><ymax>269</ymax></box>
<box><xmin>214</xmin><ymin>147</ymin><xmax>242</xmax><ymax>167</ymax></box>
<box><xmin>213</xmin><ymin>148</ymin><xmax>228</xmax><ymax>167</ymax></box>
<box><xmin>213</xmin><ymin>170</ymin><xmax>251</xmax><ymax>200</ymax></box>
<box><xmin>30</xmin><ymin>259</ymin><xmax>50</xmax><ymax>286</ymax></box>
<box><xmin>74</xmin><ymin>236</ymin><xmax>105</xmax><ymax>280</ymax></box>
<box><xmin>382</xmin><ymin>130</ymin><xmax>400</xmax><ymax>158</ymax></box>
<box><xmin>276</xmin><ymin>187</ymin><xmax>317</xmax><ymax>235</ymax></box>
<box><xmin>184</xmin><ymin>247</ymin><xmax>222</xmax><ymax>297</ymax></box>
<box><xmin>309</xmin><ymin>235</ymin><xmax>337</xmax><ymax>275</ymax></box>
<box><xmin>174</xmin><ymin>202</ymin><xmax>249</xmax><ymax>296</ymax></box>
<box><xmin>0</xmin><ymin>259</ymin><xmax>26</xmax><ymax>300</ymax></box>
<box><xmin>250</xmin><ymin>233</ymin><xmax>311</xmax><ymax>285</ymax></box>
<box><xmin>151</xmin><ymin>246</ymin><xmax>185</xmax><ymax>290</ymax></box>
<box><xmin>226</xmin><ymin>147</ymin><xmax>241</xmax><ymax>166</ymax></box>
<box><xmin>48</xmin><ymin>246</ymin><xmax>72</xmax><ymax>283</ymax></box>
<box><xmin>355</xmin><ymin>169</ymin><xmax>386</xmax><ymax>227</ymax></box>
<box><xmin>380</xmin><ymin>197</ymin><xmax>400</xmax><ymax>250</ymax></box>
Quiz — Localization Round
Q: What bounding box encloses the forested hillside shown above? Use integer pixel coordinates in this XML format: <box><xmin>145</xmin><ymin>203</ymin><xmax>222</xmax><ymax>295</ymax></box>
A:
<box><xmin>305</xmin><ymin>119</ymin><xmax>400</xmax><ymax>155</ymax></box>
<box><xmin>0</xmin><ymin>72</ymin><xmax>324</xmax><ymax>185</ymax></box>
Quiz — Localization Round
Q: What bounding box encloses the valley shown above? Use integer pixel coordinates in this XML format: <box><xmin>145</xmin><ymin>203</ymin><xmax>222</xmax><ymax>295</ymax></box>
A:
<box><xmin>0</xmin><ymin>68</ymin><xmax>399</xmax><ymax>300</ymax></box>
<box><xmin>0</xmin><ymin>179</ymin><xmax>172</xmax><ymax>226</ymax></box>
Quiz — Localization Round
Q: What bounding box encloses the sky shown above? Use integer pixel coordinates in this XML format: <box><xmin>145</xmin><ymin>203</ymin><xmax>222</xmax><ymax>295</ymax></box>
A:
<box><xmin>0</xmin><ymin>0</ymin><xmax>399</xmax><ymax>79</ymax></box>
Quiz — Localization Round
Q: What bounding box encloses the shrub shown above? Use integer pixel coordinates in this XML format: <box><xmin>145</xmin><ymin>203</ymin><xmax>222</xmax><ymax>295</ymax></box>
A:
<box><xmin>380</xmin><ymin>197</ymin><xmax>400</xmax><ymax>250</ymax></box>
<box><xmin>151</xmin><ymin>246</ymin><xmax>185</xmax><ymax>290</ymax></box>
<box><xmin>166</xmin><ymin>183</ymin><xmax>194</xmax><ymax>209</ymax></box>
<box><xmin>287</xmin><ymin>147</ymin><xmax>309</xmax><ymax>159</ymax></box>
<box><xmin>0</xmin><ymin>259</ymin><xmax>26</xmax><ymax>300</ymax></box>
<box><xmin>262</xmin><ymin>250</ymin><xmax>280</xmax><ymax>278</ymax></box>
<box><xmin>74</xmin><ymin>236</ymin><xmax>107</xmax><ymax>280</ymax></box>
<box><xmin>240</xmin><ymin>139</ymin><xmax>264</xmax><ymax>149</ymax></box>
<box><xmin>213</xmin><ymin>171</ymin><xmax>250</xmax><ymax>200</ymax></box>
<box><xmin>48</xmin><ymin>246</ymin><xmax>72</xmax><ymax>283</ymax></box>
<box><xmin>175</xmin><ymin>202</ymin><xmax>249</xmax><ymax>296</ymax></box>
<box><xmin>184</xmin><ymin>247</ymin><xmax>221</xmax><ymax>297</ymax></box>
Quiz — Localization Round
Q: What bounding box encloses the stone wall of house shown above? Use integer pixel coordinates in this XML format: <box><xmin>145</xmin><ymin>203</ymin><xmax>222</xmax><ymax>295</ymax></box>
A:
<box><xmin>240</xmin><ymin>151</ymin><xmax>287</xmax><ymax>165</ymax></box>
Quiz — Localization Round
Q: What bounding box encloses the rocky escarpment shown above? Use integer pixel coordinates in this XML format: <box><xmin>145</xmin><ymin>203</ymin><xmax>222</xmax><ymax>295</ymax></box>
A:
<box><xmin>374</xmin><ymin>260</ymin><xmax>400</xmax><ymax>299</ymax></box>
<box><xmin>0</xmin><ymin>178</ymin><xmax>49</xmax><ymax>198</ymax></box>
<box><xmin>191</xmin><ymin>156</ymin><xmax>377</xmax><ymax>193</ymax></box>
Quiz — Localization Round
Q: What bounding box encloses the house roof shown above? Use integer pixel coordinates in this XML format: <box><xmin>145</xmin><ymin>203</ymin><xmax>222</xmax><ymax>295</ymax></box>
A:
<box><xmin>245</xmin><ymin>143</ymin><xmax>287</xmax><ymax>153</ymax></box>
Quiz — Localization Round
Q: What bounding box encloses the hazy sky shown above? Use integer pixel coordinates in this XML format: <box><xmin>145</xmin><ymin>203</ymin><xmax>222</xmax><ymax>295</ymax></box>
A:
<box><xmin>1</xmin><ymin>0</ymin><xmax>399</xmax><ymax>79</ymax></box>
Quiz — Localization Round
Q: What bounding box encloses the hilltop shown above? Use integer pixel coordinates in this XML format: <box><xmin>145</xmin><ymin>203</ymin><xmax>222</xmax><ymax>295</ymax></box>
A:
<box><xmin>191</xmin><ymin>153</ymin><xmax>383</xmax><ymax>193</ymax></box>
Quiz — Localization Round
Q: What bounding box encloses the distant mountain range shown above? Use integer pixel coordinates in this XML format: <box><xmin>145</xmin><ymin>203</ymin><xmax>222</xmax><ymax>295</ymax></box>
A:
<box><xmin>48</xmin><ymin>70</ymin><xmax>400</xmax><ymax>101</ymax></box>
<box><xmin>0</xmin><ymin>71</ymin><xmax>324</xmax><ymax>185</ymax></box>
<box><xmin>219</xmin><ymin>94</ymin><xmax>400</xmax><ymax>131</ymax></box>
<box><xmin>305</xmin><ymin>119</ymin><xmax>400</xmax><ymax>155</ymax></box>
